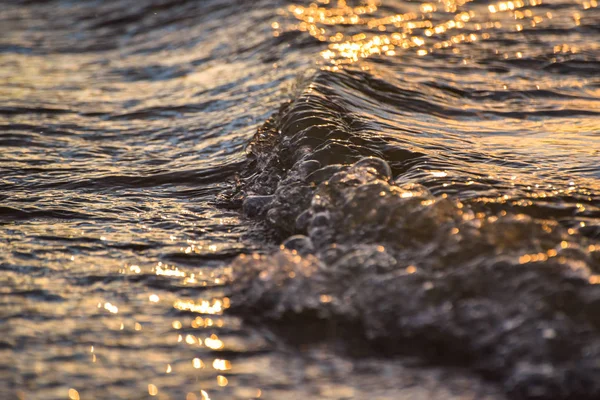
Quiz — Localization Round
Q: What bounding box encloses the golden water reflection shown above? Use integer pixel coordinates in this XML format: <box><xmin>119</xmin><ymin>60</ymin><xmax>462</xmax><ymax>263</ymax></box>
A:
<box><xmin>275</xmin><ymin>0</ymin><xmax>599</xmax><ymax>65</ymax></box>
<box><xmin>85</xmin><ymin>259</ymin><xmax>252</xmax><ymax>399</ymax></box>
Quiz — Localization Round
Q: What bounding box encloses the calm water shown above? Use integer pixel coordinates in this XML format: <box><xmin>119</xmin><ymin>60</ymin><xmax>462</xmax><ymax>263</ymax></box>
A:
<box><xmin>1</xmin><ymin>1</ymin><xmax>600</xmax><ymax>399</ymax></box>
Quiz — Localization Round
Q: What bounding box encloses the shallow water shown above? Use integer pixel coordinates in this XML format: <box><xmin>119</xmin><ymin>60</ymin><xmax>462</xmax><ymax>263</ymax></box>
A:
<box><xmin>1</xmin><ymin>1</ymin><xmax>600</xmax><ymax>399</ymax></box>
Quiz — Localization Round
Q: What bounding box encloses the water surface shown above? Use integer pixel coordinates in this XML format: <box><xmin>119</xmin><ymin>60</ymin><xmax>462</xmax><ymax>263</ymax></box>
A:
<box><xmin>2</xmin><ymin>1</ymin><xmax>600</xmax><ymax>399</ymax></box>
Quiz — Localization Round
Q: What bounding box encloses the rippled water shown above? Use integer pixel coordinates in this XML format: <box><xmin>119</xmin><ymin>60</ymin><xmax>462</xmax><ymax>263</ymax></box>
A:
<box><xmin>2</xmin><ymin>1</ymin><xmax>600</xmax><ymax>399</ymax></box>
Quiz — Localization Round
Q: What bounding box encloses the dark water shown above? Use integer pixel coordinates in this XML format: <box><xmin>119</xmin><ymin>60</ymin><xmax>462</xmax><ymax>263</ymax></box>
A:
<box><xmin>2</xmin><ymin>1</ymin><xmax>600</xmax><ymax>399</ymax></box>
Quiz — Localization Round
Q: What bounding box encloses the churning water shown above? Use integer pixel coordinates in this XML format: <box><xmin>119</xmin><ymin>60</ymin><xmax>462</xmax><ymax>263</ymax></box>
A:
<box><xmin>2</xmin><ymin>1</ymin><xmax>600</xmax><ymax>399</ymax></box>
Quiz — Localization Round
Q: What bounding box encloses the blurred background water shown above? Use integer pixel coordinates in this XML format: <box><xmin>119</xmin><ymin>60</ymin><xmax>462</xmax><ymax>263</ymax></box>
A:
<box><xmin>1</xmin><ymin>1</ymin><xmax>599</xmax><ymax>399</ymax></box>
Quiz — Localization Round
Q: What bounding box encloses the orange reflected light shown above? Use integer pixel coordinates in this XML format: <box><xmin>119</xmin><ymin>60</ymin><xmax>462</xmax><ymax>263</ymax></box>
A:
<box><xmin>213</xmin><ymin>359</ymin><xmax>232</xmax><ymax>371</ymax></box>
<box><xmin>173</xmin><ymin>298</ymin><xmax>229</xmax><ymax>315</ymax></box>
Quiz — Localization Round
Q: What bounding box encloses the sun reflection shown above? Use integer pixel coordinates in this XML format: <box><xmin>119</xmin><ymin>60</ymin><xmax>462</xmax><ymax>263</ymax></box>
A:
<box><xmin>103</xmin><ymin>302</ymin><xmax>119</xmax><ymax>314</ymax></box>
<box><xmin>186</xmin><ymin>334</ymin><xmax>202</xmax><ymax>346</ymax></box>
<box><xmin>205</xmin><ymin>334</ymin><xmax>225</xmax><ymax>350</ymax></box>
<box><xmin>191</xmin><ymin>316</ymin><xmax>223</xmax><ymax>328</ymax></box>
<box><xmin>155</xmin><ymin>263</ymin><xmax>186</xmax><ymax>277</ymax></box>
<box><xmin>129</xmin><ymin>265</ymin><xmax>141</xmax><ymax>274</ymax></box>
<box><xmin>200</xmin><ymin>390</ymin><xmax>211</xmax><ymax>400</ymax></box>
<box><xmin>217</xmin><ymin>375</ymin><xmax>229</xmax><ymax>387</ymax></box>
<box><xmin>275</xmin><ymin>0</ymin><xmax>597</xmax><ymax>65</ymax></box>
<box><xmin>193</xmin><ymin>358</ymin><xmax>205</xmax><ymax>369</ymax></box>
<box><xmin>150</xmin><ymin>261</ymin><xmax>232</xmax><ymax>287</ymax></box>
<box><xmin>173</xmin><ymin>298</ymin><xmax>229</xmax><ymax>315</ymax></box>
<box><xmin>86</xmin><ymin>264</ymin><xmax>251</xmax><ymax>399</ymax></box>
<box><xmin>148</xmin><ymin>384</ymin><xmax>158</xmax><ymax>396</ymax></box>
<box><xmin>320</xmin><ymin>294</ymin><xmax>333</xmax><ymax>303</ymax></box>
<box><xmin>212</xmin><ymin>359</ymin><xmax>232</xmax><ymax>371</ymax></box>
<box><xmin>68</xmin><ymin>388</ymin><xmax>80</xmax><ymax>400</ymax></box>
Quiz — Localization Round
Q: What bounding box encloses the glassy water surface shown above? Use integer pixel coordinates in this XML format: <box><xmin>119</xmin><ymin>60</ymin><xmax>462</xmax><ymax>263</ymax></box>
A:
<box><xmin>1</xmin><ymin>1</ymin><xmax>600</xmax><ymax>399</ymax></box>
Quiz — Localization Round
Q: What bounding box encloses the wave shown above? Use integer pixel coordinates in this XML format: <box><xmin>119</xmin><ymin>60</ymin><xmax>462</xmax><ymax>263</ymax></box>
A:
<box><xmin>225</xmin><ymin>69</ymin><xmax>600</xmax><ymax>400</ymax></box>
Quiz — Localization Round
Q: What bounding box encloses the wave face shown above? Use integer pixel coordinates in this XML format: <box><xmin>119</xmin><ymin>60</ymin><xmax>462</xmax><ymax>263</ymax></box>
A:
<box><xmin>2</xmin><ymin>0</ymin><xmax>600</xmax><ymax>399</ymax></box>
<box><xmin>229</xmin><ymin>69</ymin><xmax>600</xmax><ymax>399</ymax></box>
